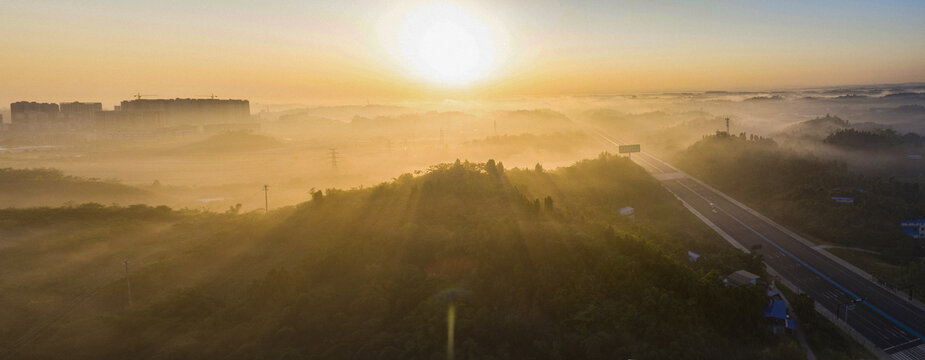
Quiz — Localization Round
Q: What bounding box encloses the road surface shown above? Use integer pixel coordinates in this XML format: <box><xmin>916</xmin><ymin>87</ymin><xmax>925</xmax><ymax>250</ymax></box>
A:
<box><xmin>596</xmin><ymin>131</ymin><xmax>925</xmax><ymax>359</ymax></box>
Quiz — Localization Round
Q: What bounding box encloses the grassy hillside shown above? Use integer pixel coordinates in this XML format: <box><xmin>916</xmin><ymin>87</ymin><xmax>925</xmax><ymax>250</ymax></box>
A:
<box><xmin>0</xmin><ymin>168</ymin><xmax>161</xmax><ymax>208</ymax></box>
<box><xmin>1</xmin><ymin>155</ymin><xmax>796</xmax><ymax>359</ymax></box>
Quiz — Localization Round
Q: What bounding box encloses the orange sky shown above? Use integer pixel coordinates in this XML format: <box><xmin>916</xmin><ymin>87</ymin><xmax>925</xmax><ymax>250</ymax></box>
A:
<box><xmin>2</xmin><ymin>0</ymin><xmax>925</xmax><ymax>108</ymax></box>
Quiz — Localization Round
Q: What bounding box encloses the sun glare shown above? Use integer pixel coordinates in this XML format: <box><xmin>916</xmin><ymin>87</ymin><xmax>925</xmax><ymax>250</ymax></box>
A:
<box><xmin>398</xmin><ymin>3</ymin><xmax>496</xmax><ymax>86</ymax></box>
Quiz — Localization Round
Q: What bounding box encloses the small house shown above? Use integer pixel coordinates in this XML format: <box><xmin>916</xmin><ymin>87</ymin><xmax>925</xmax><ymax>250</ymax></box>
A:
<box><xmin>725</xmin><ymin>270</ymin><xmax>760</xmax><ymax>287</ymax></box>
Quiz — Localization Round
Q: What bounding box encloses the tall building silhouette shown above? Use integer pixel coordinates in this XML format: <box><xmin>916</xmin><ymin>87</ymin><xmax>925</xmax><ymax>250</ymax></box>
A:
<box><xmin>11</xmin><ymin>101</ymin><xmax>59</xmax><ymax>123</ymax></box>
<box><xmin>117</xmin><ymin>98</ymin><xmax>250</xmax><ymax>126</ymax></box>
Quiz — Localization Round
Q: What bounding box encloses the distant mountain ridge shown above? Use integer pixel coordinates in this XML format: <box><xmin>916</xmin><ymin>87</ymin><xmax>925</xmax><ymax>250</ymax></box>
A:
<box><xmin>779</xmin><ymin>114</ymin><xmax>886</xmax><ymax>141</ymax></box>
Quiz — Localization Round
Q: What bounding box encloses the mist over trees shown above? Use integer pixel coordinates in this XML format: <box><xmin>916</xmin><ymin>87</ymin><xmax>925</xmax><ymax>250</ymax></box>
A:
<box><xmin>674</xmin><ymin>134</ymin><xmax>925</xmax><ymax>301</ymax></box>
<box><xmin>0</xmin><ymin>155</ymin><xmax>792</xmax><ymax>359</ymax></box>
<box><xmin>4</xmin><ymin>83</ymin><xmax>925</xmax><ymax>359</ymax></box>
<box><xmin>676</xmin><ymin>133</ymin><xmax>924</xmax><ymax>252</ymax></box>
<box><xmin>0</xmin><ymin>168</ymin><xmax>161</xmax><ymax>207</ymax></box>
<box><xmin>824</xmin><ymin>128</ymin><xmax>924</xmax><ymax>150</ymax></box>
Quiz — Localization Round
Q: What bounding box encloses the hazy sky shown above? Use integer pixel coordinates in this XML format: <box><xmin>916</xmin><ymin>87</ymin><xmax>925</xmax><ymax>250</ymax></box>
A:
<box><xmin>2</xmin><ymin>0</ymin><xmax>925</xmax><ymax>107</ymax></box>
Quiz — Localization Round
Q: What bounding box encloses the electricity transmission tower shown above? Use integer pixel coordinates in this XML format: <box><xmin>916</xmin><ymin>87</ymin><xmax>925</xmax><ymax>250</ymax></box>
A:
<box><xmin>329</xmin><ymin>148</ymin><xmax>339</xmax><ymax>170</ymax></box>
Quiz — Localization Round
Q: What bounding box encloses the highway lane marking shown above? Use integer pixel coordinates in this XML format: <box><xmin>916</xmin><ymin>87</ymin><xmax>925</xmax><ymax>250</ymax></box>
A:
<box><xmin>590</xmin><ymin>127</ymin><xmax>925</xmax><ymax>345</ymax></box>
<box><xmin>592</xmin><ymin>131</ymin><xmax>666</xmax><ymax>173</ymax></box>
<box><xmin>638</xmin><ymin>153</ymin><xmax>673</xmax><ymax>173</ymax></box>
<box><xmin>590</xmin><ymin>130</ymin><xmax>677</xmax><ymax>175</ymax></box>
<box><xmin>849</xmin><ymin>307</ymin><xmax>906</xmax><ymax>339</ymax></box>
<box><xmin>673</xmin><ymin>179</ymin><xmax>925</xmax><ymax>345</ymax></box>
<box><xmin>885</xmin><ymin>339</ymin><xmax>925</xmax><ymax>352</ymax></box>
<box><xmin>639</xmin><ymin>152</ymin><xmax>682</xmax><ymax>173</ymax></box>
<box><xmin>681</xmin><ymin>180</ymin><xmax>925</xmax><ymax>321</ymax></box>
<box><xmin>660</xmin><ymin>181</ymin><xmax>751</xmax><ymax>253</ymax></box>
<box><xmin>850</xmin><ymin>310</ymin><xmax>891</xmax><ymax>338</ymax></box>
<box><xmin>635</xmin><ymin>157</ymin><xmax>665</xmax><ymax>174</ymax></box>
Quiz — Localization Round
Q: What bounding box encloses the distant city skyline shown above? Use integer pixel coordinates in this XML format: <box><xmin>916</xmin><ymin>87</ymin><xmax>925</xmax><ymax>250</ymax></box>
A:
<box><xmin>2</xmin><ymin>0</ymin><xmax>925</xmax><ymax>107</ymax></box>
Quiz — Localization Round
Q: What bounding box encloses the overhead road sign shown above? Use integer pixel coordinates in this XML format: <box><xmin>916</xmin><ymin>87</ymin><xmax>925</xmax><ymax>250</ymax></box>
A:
<box><xmin>618</xmin><ymin>144</ymin><xmax>640</xmax><ymax>154</ymax></box>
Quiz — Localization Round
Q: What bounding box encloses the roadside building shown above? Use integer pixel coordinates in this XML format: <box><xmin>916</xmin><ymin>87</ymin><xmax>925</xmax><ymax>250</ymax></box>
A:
<box><xmin>619</xmin><ymin>206</ymin><xmax>635</xmax><ymax>222</ymax></box>
<box><xmin>900</xmin><ymin>220</ymin><xmax>925</xmax><ymax>248</ymax></box>
<box><xmin>687</xmin><ymin>251</ymin><xmax>701</xmax><ymax>262</ymax></box>
<box><xmin>725</xmin><ymin>269</ymin><xmax>761</xmax><ymax>286</ymax></box>
<box><xmin>763</xmin><ymin>298</ymin><xmax>797</xmax><ymax>334</ymax></box>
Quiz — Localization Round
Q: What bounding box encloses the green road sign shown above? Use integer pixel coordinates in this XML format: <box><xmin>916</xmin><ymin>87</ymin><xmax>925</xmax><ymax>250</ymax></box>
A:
<box><xmin>618</xmin><ymin>144</ymin><xmax>640</xmax><ymax>153</ymax></box>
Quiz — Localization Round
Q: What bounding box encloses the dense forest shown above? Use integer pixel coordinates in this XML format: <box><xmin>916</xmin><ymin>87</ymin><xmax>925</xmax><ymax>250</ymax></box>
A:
<box><xmin>0</xmin><ymin>154</ymin><xmax>804</xmax><ymax>359</ymax></box>
<box><xmin>674</xmin><ymin>134</ymin><xmax>925</xmax><ymax>298</ymax></box>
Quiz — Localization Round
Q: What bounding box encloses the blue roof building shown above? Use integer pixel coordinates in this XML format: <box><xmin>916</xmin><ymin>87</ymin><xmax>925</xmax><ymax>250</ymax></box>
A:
<box><xmin>764</xmin><ymin>299</ymin><xmax>788</xmax><ymax>320</ymax></box>
<box><xmin>901</xmin><ymin>220</ymin><xmax>925</xmax><ymax>239</ymax></box>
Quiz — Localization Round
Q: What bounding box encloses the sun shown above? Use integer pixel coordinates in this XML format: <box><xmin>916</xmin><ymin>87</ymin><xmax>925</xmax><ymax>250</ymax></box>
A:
<box><xmin>398</xmin><ymin>3</ymin><xmax>496</xmax><ymax>85</ymax></box>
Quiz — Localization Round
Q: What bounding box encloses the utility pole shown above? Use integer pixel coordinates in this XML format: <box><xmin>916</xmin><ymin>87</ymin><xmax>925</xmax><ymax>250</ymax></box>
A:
<box><xmin>263</xmin><ymin>184</ymin><xmax>269</xmax><ymax>214</ymax></box>
<box><xmin>122</xmin><ymin>259</ymin><xmax>133</xmax><ymax>308</ymax></box>
<box><xmin>493</xmin><ymin>120</ymin><xmax>497</xmax><ymax>136</ymax></box>
<box><xmin>725</xmin><ymin>117</ymin><xmax>730</xmax><ymax>135</ymax></box>
<box><xmin>329</xmin><ymin>148</ymin><xmax>339</xmax><ymax>170</ymax></box>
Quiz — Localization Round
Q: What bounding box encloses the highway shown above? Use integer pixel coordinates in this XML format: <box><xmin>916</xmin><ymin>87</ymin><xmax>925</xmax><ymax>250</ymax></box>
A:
<box><xmin>596</xmin><ymin>131</ymin><xmax>925</xmax><ymax>359</ymax></box>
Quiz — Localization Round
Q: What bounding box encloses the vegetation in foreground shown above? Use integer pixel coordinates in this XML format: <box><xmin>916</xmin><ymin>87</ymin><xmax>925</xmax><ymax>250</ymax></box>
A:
<box><xmin>675</xmin><ymin>133</ymin><xmax>925</xmax><ymax>301</ymax></box>
<box><xmin>776</xmin><ymin>285</ymin><xmax>873</xmax><ymax>360</ymax></box>
<box><xmin>2</xmin><ymin>154</ymin><xmax>804</xmax><ymax>359</ymax></box>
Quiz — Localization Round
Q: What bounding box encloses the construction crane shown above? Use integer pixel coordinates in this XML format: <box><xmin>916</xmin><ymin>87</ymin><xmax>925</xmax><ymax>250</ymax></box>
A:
<box><xmin>193</xmin><ymin>93</ymin><xmax>218</xmax><ymax>100</ymax></box>
<box><xmin>132</xmin><ymin>92</ymin><xmax>157</xmax><ymax>100</ymax></box>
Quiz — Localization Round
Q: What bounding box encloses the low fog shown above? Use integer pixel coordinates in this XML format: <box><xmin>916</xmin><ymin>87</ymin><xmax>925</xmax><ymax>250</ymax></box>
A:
<box><xmin>3</xmin><ymin>84</ymin><xmax>925</xmax><ymax>359</ymax></box>
<box><xmin>2</xmin><ymin>82</ymin><xmax>925</xmax><ymax>211</ymax></box>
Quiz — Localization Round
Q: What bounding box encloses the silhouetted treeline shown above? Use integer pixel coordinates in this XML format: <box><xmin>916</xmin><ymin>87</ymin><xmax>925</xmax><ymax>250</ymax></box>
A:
<box><xmin>824</xmin><ymin>128</ymin><xmax>924</xmax><ymax>149</ymax></box>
